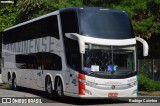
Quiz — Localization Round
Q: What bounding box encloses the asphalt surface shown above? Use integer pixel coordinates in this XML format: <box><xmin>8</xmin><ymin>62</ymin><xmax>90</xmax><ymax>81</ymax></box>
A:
<box><xmin>0</xmin><ymin>87</ymin><xmax>159</xmax><ymax>106</ymax></box>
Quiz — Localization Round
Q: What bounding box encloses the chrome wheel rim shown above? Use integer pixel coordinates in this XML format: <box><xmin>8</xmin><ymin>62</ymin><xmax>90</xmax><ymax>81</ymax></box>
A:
<box><xmin>13</xmin><ymin>78</ymin><xmax>17</xmax><ymax>89</ymax></box>
<box><xmin>47</xmin><ymin>80</ymin><xmax>52</xmax><ymax>94</ymax></box>
<box><xmin>57</xmin><ymin>79</ymin><xmax>62</xmax><ymax>97</ymax></box>
<box><xmin>8</xmin><ymin>78</ymin><xmax>12</xmax><ymax>87</ymax></box>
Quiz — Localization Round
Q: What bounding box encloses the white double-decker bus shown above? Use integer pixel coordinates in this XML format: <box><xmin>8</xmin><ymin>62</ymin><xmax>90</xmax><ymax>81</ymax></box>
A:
<box><xmin>1</xmin><ymin>7</ymin><xmax>148</xmax><ymax>98</ymax></box>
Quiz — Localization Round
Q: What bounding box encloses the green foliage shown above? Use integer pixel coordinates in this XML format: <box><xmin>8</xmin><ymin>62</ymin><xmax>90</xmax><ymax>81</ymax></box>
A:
<box><xmin>0</xmin><ymin>4</ymin><xmax>17</xmax><ymax>32</ymax></box>
<box><xmin>16</xmin><ymin>0</ymin><xmax>44</xmax><ymax>22</ymax></box>
<box><xmin>17</xmin><ymin>0</ymin><xmax>44</xmax><ymax>14</ymax></box>
<box><xmin>111</xmin><ymin>0</ymin><xmax>160</xmax><ymax>38</ymax></box>
<box><xmin>16</xmin><ymin>0</ymin><xmax>84</xmax><ymax>22</ymax></box>
<box><xmin>82</xmin><ymin>0</ymin><xmax>120</xmax><ymax>7</ymax></box>
<box><xmin>44</xmin><ymin>0</ymin><xmax>83</xmax><ymax>9</ymax></box>
<box><xmin>1</xmin><ymin>83</ymin><xmax>9</xmax><ymax>89</ymax></box>
<box><xmin>139</xmin><ymin>74</ymin><xmax>160</xmax><ymax>91</ymax></box>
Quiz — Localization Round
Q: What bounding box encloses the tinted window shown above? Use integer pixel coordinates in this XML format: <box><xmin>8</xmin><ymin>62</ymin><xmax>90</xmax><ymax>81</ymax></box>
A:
<box><xmin>78</xmin><ymin>9</ymin><xmax>134</xmax><ymax>39</ymax></box>
<box><xmin>4</xmin><ymin>15</ymin><xmax>59</xmax><ymax>44</ymax></box>
<box><xmin>66</xmin><ymin>49</ymin><xmax>81</xmax><ymax>71</ymax></box>
<box><xmin>42</xmin><ymin>53</ymin><xmax>62</xmax><ymax>70</ymax></box>
<box><xmin>60</xmin><ymin>9</ymin><xmax>79</xmax><ymax>33</ymax></box>
<box><xmin>16</xmin><ymin>54</ymin><xmax>36</xmax><ymax>69</ymax></box>
<box><xmin>16</xmin><ymin>52</ymin><xmax>62</xmax><ymax>70</ymax></box>
<box><xmin>60</xmin><ymin>9</ymin><xmax>81</xmax><ymax>70</ymax></box>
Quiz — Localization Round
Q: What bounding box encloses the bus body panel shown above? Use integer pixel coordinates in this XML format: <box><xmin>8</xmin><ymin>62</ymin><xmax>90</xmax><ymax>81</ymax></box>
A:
<box><xmin>63</xmin><ymin>72</ymin><xmax>137</xmax><ymax>98</ymax></box>
<box><xmin>83</xmin><ymin>75</ymin><xmax>137</xmax><ymax>97</ymax></box>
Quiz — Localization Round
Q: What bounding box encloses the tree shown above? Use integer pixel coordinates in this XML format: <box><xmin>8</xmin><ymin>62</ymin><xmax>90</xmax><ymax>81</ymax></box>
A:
<box><xmin>0</xmin><ymin>3</ymin><xmax>17</xmax><ymax>32</ymax></box>
<box><xmin>16</xmin><ymin>0</ymin><xmax>83</xmax><ymax>22</ymax></box>
<box><xmin>82</xmin><ymin>0</ymin><xmax>120</xmax><ymax>7</ymax></box>
<box><xmin>111</xmin><ymin>0</ymin><xmax>160</xmax><ymax>39</ymax></box>
<box><xmin>109</xmin><ymin>0</ymin><xmax>160</xmax><ymax>58</ymax></box>
<box><xmin>16</xmin><ymin>0</ymin><xmax>44</xmax><ymax>22</ymax></box>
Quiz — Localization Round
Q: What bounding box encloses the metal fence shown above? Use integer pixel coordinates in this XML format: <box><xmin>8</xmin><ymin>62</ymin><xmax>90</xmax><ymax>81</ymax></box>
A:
<box><xmin>138</xmin><ymin>59</ymin><xmax>160</xmax><ymax>81</ymax></box>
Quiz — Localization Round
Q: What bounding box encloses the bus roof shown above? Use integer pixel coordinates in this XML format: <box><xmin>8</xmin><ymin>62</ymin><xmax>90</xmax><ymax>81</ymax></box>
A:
<box><xmin>4</xmin><ymin>7</ymin><xmax>126</xmax><ymax>32</ymax></box>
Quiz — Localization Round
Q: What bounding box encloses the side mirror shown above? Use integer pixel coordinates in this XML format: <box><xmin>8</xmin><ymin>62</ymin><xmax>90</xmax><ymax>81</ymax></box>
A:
<box><xmin>136</xmin><ymin>37</ymin><xmax>149</xmax><ymax>56</ymax></box>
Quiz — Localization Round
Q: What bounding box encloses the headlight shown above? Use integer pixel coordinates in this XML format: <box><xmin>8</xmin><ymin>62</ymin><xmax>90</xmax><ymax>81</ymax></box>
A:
<box><xmin>79</xmin><ymin>79</ymin><xmax>97</xmax><ymax>87</ymax></box>
<box><xmin>85</xmin><ymin>80</ymin><xmax>97</xmax><ymax>87</ymax></box>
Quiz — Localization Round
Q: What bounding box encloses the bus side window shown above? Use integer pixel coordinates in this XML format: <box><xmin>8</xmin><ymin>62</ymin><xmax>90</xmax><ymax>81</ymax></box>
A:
<box><xmin>42</xmin><ymin>53</ymin><xmax>62</xmax><ymax>70</ymax></box>
<box><xmin>16</xmin><ymin>54</ymin><xmax>36</xmax><ymax>69</ymax></box>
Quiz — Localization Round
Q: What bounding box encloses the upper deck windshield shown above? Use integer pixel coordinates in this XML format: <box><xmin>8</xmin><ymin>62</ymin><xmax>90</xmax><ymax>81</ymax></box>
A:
<box><xmin>78</xmin><ymin>8</ymin><xmax>134</xmax><ymax>39</ymax></box>
<box><xmin>83</xmin><ymin>44</ymin><xmax>136</xmax><ymax>79</ymax></box>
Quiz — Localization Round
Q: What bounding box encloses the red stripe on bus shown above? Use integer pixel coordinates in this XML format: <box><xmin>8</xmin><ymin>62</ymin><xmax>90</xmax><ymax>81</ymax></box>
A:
<box><xmin>79</xmin><ymin>73</ymin><xmax>85</xmax><ymax>95</ymax></box>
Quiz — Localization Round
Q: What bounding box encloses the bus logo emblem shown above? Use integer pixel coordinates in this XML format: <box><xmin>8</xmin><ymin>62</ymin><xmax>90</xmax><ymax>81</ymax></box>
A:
<box><xmin>111</xmin><ymin>85</ymin><xmax>115</xmax><ymax>89</ymax></box>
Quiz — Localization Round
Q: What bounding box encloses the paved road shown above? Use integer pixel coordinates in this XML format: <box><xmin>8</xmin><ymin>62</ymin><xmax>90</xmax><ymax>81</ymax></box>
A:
<box><xmin>0</xmin><ymin>87</ymin><xmax>159</xmax><ymax>106</ymax></box>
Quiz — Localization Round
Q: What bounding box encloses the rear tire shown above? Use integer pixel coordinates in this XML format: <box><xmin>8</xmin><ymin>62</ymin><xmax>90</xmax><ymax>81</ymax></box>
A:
<box><xmin>56</xmin><ymin>78</ymin><xmax>64</xmax><ymax>98</ymax></box>
<box><xmin>8</xmin><ymin>76</ymin><xmax>13</xmax><ymax>89</ymax></box>
<box><xmin>12</xmin><ymin>76</ymin><xmax>19</xmax><ymax>90</ymax></box>
<box><xmin>46</xmin><ymin>77</ymin><xmax>55</xmax><ymax>98</ymax></box>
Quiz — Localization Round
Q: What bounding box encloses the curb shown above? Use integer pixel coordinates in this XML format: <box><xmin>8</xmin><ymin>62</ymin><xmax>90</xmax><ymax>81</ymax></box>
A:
<box><xmin>138</xmin><ymin>91</ymin><xmax>160</xmax><ymax>96</ymax></box>
<box><xmin>138</xmin><ymin>92</ymin><xmax>149</xmax><ymax>96</ymax></box>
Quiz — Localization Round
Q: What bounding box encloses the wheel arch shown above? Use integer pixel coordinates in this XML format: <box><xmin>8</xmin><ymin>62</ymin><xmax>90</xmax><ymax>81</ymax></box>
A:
<box><xmin>44</xmin><ymin>73</ymin><xmax>65</xmax><ymax>93</ymax></box>
<box><xmin>12</xmin><ymin>72</ymin><xmax>16</xmax><ymax>78</ymax></box>
<box><xmin>7</xmin><ymin>71</ymin><xmax>12</xmax><ymax>80</ymax></box>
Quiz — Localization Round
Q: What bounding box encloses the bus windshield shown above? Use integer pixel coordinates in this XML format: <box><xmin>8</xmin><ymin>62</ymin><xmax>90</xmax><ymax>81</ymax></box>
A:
<box><xmin>78</xmin><ymin>9</ymin><xmax>134</xmax><ymax>39</ymax></box>
<box><xmin>83</xmin><ymin>45</ymin><xmax>136</xmax><ymax>78</ymax></box>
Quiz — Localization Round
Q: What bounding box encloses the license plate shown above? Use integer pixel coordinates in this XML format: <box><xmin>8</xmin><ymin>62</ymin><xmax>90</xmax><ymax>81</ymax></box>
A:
<box><xmin>108</xmin><ymin>93</ymin><xmax>118</xmax><ymax>97</ymax></box>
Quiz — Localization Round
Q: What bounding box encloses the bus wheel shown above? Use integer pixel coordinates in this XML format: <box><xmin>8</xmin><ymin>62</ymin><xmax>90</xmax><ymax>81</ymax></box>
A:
<box><xmin>56</xmin><ymin>78</ymin><xmax>64</xmax><ymax>98</ymax></box>
<box><xmin>46</xmin><ymin>77</ymin><xmax>54</xmax><ymax>98</ymax></box>
<box><xmin>12</xmin><ymin>76</ymin><xmax>18</xmax><ymax>90</ymax></box>
<box><xmin>8</xmin><ymin>76</ymin><xmax>13</xmax><ymax>89</ymax></box>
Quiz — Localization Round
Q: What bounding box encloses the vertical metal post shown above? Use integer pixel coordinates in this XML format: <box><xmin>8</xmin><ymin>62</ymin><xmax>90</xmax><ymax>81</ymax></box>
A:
<box><xmin>137</xmin><ymin>59</ymin><xmax>139</xmax><ymax>74</ymax></box>
<box><xmin>111</xmin><ymin>46</ymin><xmax>113</xmax><ymax>65</ymax></box>
<box><xmin>81</xmin><ymin>54</ymin><xmax>83</xmax><ymax>70</ymax></box>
